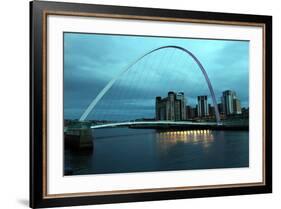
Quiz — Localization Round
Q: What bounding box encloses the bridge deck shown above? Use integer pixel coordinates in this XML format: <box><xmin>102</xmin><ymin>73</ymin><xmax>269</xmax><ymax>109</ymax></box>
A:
<box><xmin>91</xmin><ymin>121</ymin><xmax>218</xmax><ymax>129</ymax></box>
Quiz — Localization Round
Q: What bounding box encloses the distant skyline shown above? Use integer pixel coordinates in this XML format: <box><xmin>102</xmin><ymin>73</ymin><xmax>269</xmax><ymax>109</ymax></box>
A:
<box><xmin>64</xmin><ymin>32</ymin><xmax>249</xmax><ymax>120</ymax></box>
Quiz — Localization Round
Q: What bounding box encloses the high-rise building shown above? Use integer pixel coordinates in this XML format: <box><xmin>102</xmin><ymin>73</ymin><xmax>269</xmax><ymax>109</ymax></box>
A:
<box><xmin>176</xmin><ymin>92</ymin><xmax>186</xmax><ymax>120</ymax></box>
<box><xmin>197</xmin><ymin>96</ymin><xmax>209</xmax><ymax>117</ymax></box>
<box><xmin>174</xmin><ymin>99</ymin><xmax>181</xmax><ymax>120</ymax></box>
<box><xmin>222</xmin><ymin>90</ymin><xmax>235</xmax><ymax>115</ymax></box>
<box><xmin>218</xmin><ymin>103</ymin><xmax>223</xmax><ymax>114</ymax></box>
<box><xmin>155</xmin><ymin>91</ymin><xmax>186</xmax><ymax>121</ymax></box>
<box><xmin>167</xmin><ymin>92</ymin><xmax>175</xmax><ymax>120</ymax></box>
<box><xmin>208</xmin><ymin>104</ymin><xmax>215</xmax><ymax>117</ymax></box>
<box><xmin>194</xmin><ymin>105</ymin><xmax>198</xmax><ymax>118</ymax></box>
<box><xmin>186</xmin><ymin>105</ymin><xmax>192</xmax><ymax>119</ymax></box>
<box><xmin>233</xmin><ymin>98</ymin><xmax>242</xmax><ymax>114</ymax></box>
<box><xmin>155</xmin><ymin>96</ymin><xmax>166</xmax><ymax>120</ymax></box>
<box><xmin>221</xmin><ymin>90</ymin><xmax>242</xmax><ymax>115</ymax></box>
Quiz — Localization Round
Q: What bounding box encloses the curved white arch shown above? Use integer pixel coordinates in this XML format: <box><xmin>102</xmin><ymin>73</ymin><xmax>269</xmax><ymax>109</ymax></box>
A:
<box><xmin>79</xmin><ymin>45</ymin><xmax>221</xmax><ymax>124</ymax></box>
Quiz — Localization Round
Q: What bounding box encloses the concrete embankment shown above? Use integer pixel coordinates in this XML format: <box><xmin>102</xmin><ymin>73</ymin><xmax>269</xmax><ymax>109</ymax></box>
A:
<box><xmin>129</xmin><ymin>124</ymin><xmax>248</xmax><ymax>131</ymax></box>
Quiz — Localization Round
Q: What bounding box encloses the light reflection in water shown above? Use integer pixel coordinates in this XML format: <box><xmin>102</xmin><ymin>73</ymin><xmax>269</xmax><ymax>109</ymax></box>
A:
<box><xmin>156</xmin><ymin>129</ymin><xmax>214</xmax><ymax>150</ymax></box>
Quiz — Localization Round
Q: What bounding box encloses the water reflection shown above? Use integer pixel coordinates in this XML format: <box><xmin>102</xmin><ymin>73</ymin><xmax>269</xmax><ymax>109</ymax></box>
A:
<box><xmin>156</xmin><ymin>129</ymin><xmax>214</xmax><ymax>150</ymax></box>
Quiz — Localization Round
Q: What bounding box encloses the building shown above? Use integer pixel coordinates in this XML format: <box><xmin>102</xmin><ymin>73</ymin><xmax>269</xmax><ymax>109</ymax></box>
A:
<box><xmin>197</xmin><ymin>96</ymin><xmax>209</xmax><ymax>117</ymax></box>
<box><xmin>221</xmin><ymin>90</ymin><xmax>242</xmax><ymax>115</ymax></box>
<box><xmin>186</xmin><ymin>105</ymin><xmax>198</xmax><ymax>119</ymax></box>
<box><xmin>155</xmin><ymin>96</ymin><xmax>167</xmax><ymax>120</ymax></box>
<box><xmin>176</xmin><ymin>92</ymin><xmax>186</xmax><ymax>120</ymax></box>
<box><xmin>241</xmin><ymin>107</ymin><xmax>249</xmax><ymax>117</ymax></box>
<box><xmin>208</xmin><ymin>104</ymin><xmax>215</xmax><ymax>117</ymax></box>
<box><xmin>155</xmin><ymin>91</ymin><xmax>186</xmax><ymax>121</ymax></box>
<box><xmin>218</xmin><ymin>103</ymin><xmax>224</xmax><ymax>114</ymax></box>
<box><xmin>222</xmin><ymin>90</ymin><xmax>235</xmax><ymax>115</ymax></box>
<box><xmin>233</xmin><ymin>98</ymin><xmax>242</xmax><ymax>114</ymax></box>
<box><xmin>194</xmin><ymin>105</ymin><xmax>198</xmax><ymax>118</ymax></box>
<box><xmin>186</xmin><ymin>105</ymin><xmax>192</xmax><ymax>119</ymax></box>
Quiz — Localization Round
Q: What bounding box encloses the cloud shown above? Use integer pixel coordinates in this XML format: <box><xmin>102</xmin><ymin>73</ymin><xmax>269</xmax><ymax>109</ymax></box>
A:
<box><xmin>64</xmin><ymin>33</ymin><xmax>249</xmax><ymax>120</ymax></box>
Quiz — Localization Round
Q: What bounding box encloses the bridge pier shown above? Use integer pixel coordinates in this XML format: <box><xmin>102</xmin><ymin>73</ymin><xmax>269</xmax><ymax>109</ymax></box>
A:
<box><xmin>64</xmin><ymin>121</ymin><xmax>93</xmax><ymax>152</ymax></box>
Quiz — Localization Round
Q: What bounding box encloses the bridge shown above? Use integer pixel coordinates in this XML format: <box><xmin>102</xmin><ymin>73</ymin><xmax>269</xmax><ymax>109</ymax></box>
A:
<box><xmin>79</xmin><ymin>45</ymin><xmax>221</xmax><ymax>125</ymax></box>
<box><xmin>91</xmin><ymin>121</ymin><xmax>218</xmax><ymax>129</ymax></box>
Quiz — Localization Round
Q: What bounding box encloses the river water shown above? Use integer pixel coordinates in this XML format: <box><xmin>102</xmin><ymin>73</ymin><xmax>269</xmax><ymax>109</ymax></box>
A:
<box><xmin>64</xmin><ymin>128</ymin><xmax>249</xmax><ymax>175</ymax></box>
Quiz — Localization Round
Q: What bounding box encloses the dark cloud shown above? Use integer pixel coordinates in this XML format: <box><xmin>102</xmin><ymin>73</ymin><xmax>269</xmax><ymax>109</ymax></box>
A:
<box><xmin>64</xmin><ymin>33</ymin><xmax>249</xmax><ymax>120</ymax></box>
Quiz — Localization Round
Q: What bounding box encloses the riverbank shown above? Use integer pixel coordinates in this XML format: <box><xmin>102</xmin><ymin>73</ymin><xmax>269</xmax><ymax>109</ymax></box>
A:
<box><xmin>129</xmin><ymin>124</ymin><xmax>248</xmax><ymax>131</ymax></box>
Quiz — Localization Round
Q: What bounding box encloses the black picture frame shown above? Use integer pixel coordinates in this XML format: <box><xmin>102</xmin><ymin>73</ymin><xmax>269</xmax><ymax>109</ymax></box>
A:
<box><xmin>30</xmin><ymin>0</ymin><xmax>272</xmax><ymax>208</ymax></box>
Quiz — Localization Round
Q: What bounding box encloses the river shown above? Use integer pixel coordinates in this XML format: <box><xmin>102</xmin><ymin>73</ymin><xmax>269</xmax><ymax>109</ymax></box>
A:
<box><xmin>64</xmin><ymin>128</ymin><xmax>249</xmax><ymax>175</ymax></box>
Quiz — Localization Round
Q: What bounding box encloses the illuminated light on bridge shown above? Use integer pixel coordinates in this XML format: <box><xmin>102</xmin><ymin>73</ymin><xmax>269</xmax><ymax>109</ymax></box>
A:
<box><xmin>79</xmin><ymin>45</ymin><xmax>221</xmax><ymax>125</ymax></box>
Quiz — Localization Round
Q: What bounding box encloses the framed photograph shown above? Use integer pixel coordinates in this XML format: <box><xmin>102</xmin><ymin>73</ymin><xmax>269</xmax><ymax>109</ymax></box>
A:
<box><xmin>30</xmin><ymin>0</ymin><xmax>272</xmax><ymax>208</ymax></box>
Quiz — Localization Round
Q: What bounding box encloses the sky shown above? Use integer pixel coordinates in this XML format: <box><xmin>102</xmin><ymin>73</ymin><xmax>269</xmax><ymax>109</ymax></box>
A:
<box><xmin>64</xmin><ymin>32</ymin><xmax>249</xmax><ymax>121</ymax></box>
